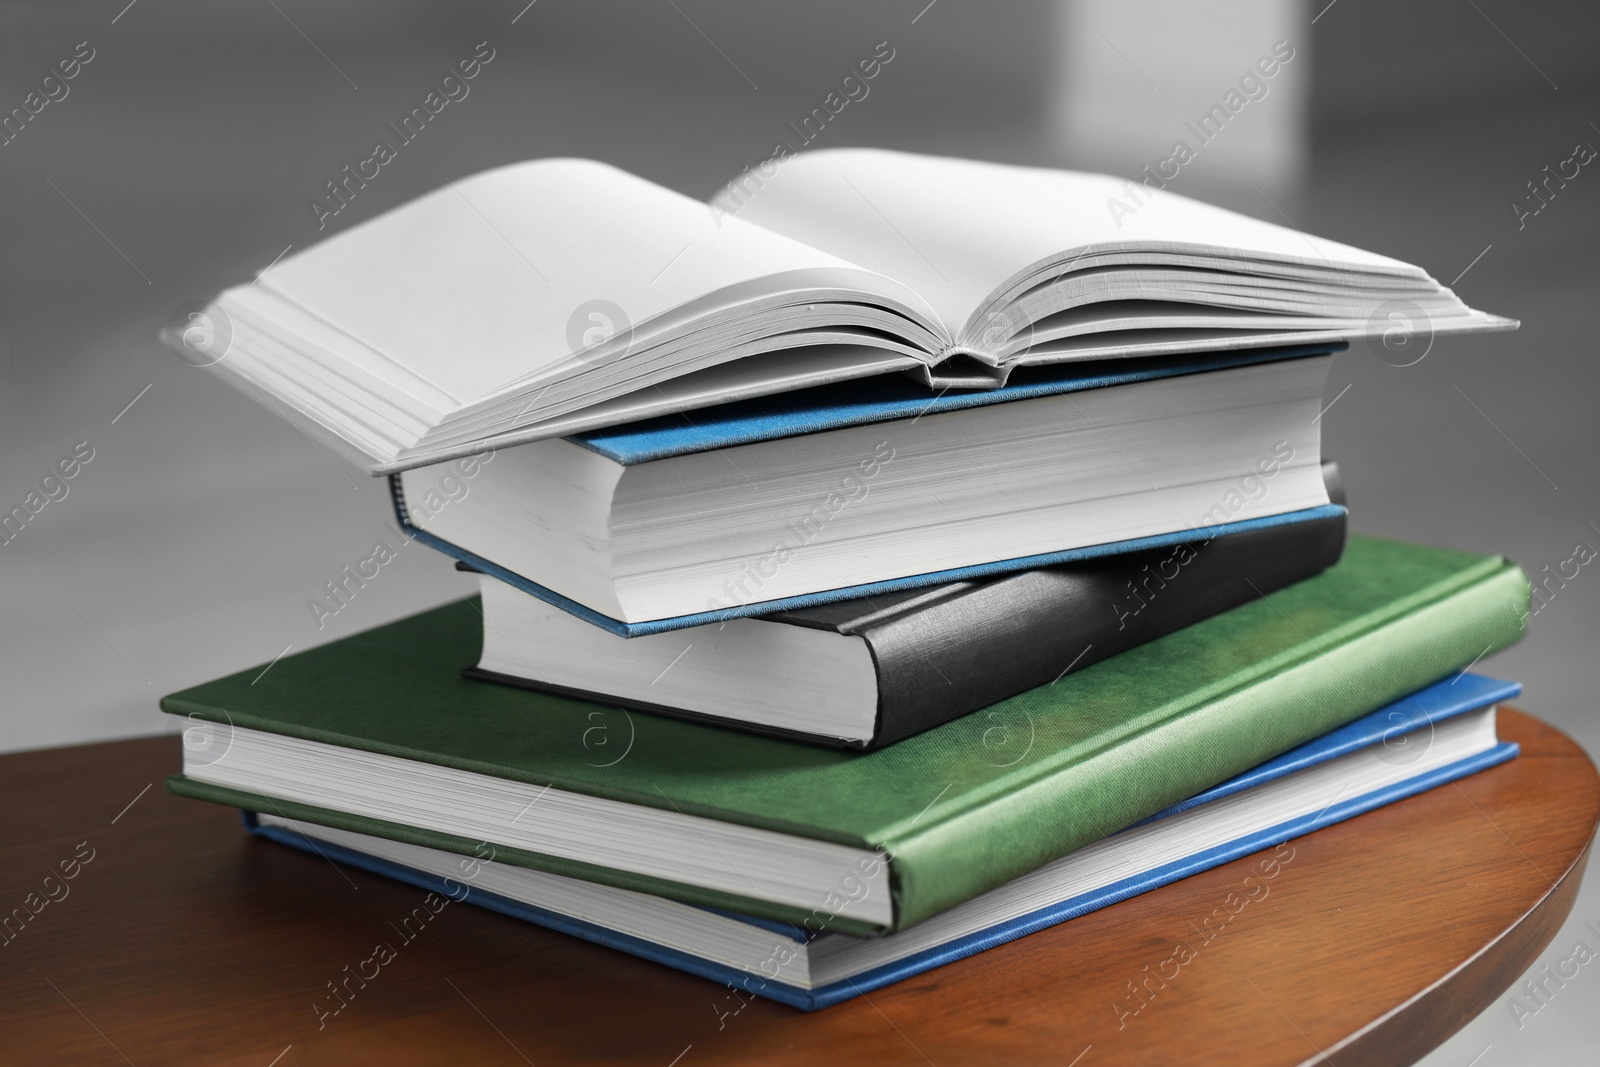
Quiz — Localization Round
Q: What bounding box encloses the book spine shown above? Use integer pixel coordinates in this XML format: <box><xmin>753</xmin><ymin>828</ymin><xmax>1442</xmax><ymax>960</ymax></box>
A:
<box><xmin>881</xmin><ymin>560</ymin><xmax>1530</xmax><ymax>930</ymax></box>
<box><xmin>863</xmin><ymin>508</ymin><xmax>1348</xmax><ymax>746</ymax></box>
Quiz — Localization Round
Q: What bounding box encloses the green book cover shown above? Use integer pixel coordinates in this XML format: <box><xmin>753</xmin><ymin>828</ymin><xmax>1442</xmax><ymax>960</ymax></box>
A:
<box><xmin>165</xmin><ymin>536</ymin><xmax>1528</xmax><ymax>933</ymax></box>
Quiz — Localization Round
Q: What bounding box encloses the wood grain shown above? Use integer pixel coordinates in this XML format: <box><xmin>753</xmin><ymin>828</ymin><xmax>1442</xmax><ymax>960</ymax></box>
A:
<box><xmin>0</xmin><ymin>708</ymin><xmax>1593</xmax><ymax>1066</ymax></box>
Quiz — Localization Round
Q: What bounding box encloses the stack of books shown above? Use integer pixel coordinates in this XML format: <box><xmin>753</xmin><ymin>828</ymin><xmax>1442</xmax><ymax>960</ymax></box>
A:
<box><xmin>163</xmin><ymin>151</ymin><xmax>1530</xmax><ymax>1009</ymax></box>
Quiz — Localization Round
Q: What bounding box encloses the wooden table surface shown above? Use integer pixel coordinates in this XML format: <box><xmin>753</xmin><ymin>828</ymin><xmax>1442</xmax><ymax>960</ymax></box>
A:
<box><xmin>1</xmin><ymin>708</ymin><xmax>1595</xmax><ymax>1066</ymax></box>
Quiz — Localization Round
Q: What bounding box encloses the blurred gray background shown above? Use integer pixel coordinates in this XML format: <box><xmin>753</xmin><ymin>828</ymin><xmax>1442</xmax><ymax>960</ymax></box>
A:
<box><xmin>2</xmin><ymin>0</ymin><xmax>1596</xmax><ymax>1061</ymax></box>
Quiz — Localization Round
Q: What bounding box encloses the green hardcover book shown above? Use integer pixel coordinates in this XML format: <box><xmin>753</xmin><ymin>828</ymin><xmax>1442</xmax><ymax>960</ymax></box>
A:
<box><xmin>165</xmin><ymin>536</ymin><xmax>1528</xmax><ymax>935</ymax></box>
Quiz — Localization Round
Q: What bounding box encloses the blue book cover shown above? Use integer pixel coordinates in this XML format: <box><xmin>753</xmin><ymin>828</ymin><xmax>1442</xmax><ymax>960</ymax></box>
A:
<box><xmin>245</xmin><ymin>673</ymin><xmax>1518</xmax><ymax>1010</ymax></box>
<box><xmin>571</xmin><ymin>343</ymin><xmax>1344</xmax><ymax>465</ymax></box>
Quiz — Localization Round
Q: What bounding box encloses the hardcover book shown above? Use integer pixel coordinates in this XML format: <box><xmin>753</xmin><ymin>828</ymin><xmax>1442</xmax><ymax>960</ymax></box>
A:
<box><xmin>165</xmin><ymin>150</ymin><xmax>1512</xmax><ymax>474</ymax></box>
<box><xmin>394</xmin><ymin>347</ymin><xmax>1342</xmax><ymax>632</ymax></box>
<box><xmin>164</xmin><ymin>536</ymin><xmax>1529</xmax><ymax>934</ymax></box>
<box><xmin>245</xmin><ymin>674</ymin><xmax>1519</xmax><ymax>1009</ymax></box>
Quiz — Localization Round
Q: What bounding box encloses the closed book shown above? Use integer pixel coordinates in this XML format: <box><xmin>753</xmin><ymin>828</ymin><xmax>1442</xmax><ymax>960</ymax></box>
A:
<box><xmin>163</xmin><ymin>536</ymin><xmax>1529</xmax><ymax>935</ymax></box>
<box><xmin>468</xmin><ymin>463</ymin><xmax>1348</xmax><ymax>748</ymax></box>
<box><xmin>245</xmin><ymin>675</ymin><xmax>1519</xmax><ymax>1009</ymax></box>
<box><xmin>393</xmin><ymin>346</ymin><xmax>1344</xmax><ymax>635</ymax></box>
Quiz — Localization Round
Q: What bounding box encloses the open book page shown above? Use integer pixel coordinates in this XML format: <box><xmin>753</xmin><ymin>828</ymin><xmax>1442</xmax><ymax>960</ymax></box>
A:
<box><xmin>735</xmin><ymin>149</ymin><xmax>1425</xmax><ymax>344</ymax></box>
<box><xmin>248</xmin><ymin>159</ymin><xmax>925</xmax><ymax>407</ymax></box>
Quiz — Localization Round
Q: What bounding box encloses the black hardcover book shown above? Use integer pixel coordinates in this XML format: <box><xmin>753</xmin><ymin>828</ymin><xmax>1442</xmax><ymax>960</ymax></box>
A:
<box><xmin>464</xmin><ymin>464</ymin><xmax>1347</xmax><ymax>749</ymax></box>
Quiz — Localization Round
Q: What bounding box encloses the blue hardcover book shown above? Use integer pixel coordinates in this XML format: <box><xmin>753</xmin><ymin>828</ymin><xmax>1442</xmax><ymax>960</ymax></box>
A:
<box><xmin>391</xmin><ymin>344</ymin><xmax>1346</xmax><ymax>636</ymax></box>
<box><xmin>245</xmin><ymin>674</ymin><xmax>1517</xmax><ymax>1010</ymax></box>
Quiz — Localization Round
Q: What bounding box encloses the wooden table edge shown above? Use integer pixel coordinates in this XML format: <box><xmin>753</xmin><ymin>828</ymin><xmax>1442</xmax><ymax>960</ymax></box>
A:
<box><xmin>1318</xmin><ymin>708</ymin><xmax>1600</xmax><ymax>1067</ymax></box>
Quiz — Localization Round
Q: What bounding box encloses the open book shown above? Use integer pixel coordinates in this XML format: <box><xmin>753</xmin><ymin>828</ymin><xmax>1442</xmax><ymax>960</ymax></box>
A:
<box><xmin>177</xmin><ymin>150</ymin><xmax>1512</xmax><ymax>474</ymax></box>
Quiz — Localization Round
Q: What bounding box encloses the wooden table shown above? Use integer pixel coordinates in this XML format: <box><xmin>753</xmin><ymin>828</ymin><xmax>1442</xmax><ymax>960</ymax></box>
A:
<box><xmin>2</xmin><ymin>709</ymin><xmax>1594</xmax><ymax>1066</ymax></box>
